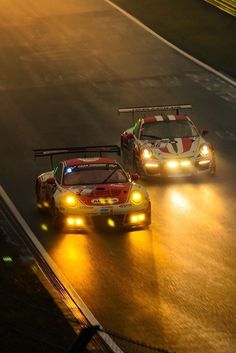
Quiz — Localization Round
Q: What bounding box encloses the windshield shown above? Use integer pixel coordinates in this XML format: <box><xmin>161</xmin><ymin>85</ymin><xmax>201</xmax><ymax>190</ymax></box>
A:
<box><xmin>63</xmin><ymin>163</ymin><xmax>128</xmax><ymax>186</ymax></box>
<box><xmin>140</xmin><ymin>120</ymin><xmax>198</xmax><ymax>139</ymax></box>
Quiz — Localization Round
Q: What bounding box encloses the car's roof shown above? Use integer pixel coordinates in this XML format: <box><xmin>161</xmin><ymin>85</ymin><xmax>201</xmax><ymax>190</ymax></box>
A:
<box><xmin>142</xmin><ymin>114</ymin><xmax>189</xmax><ymax>123</ymax></box>
<box><xmin>64</xmin><ymin>157</ymin><xmax>119</xmax><ymax>167</ymax></box>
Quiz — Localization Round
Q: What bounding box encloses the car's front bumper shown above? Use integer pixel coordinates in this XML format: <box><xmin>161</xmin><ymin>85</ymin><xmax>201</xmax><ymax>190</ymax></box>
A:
<box><xmin>58</xmin><ymin>202</ymin><xmax>151</xmax><ymax>231</ymax></box>
<box><xmin>139</xmin><ymin>157</ymin><xmax>215</xmax><ymax>178</ymax></box>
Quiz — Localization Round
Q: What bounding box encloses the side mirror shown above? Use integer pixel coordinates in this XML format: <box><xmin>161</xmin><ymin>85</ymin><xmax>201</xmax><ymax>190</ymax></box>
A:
<box><xmin>131</xmin><ymin>172</ymin><xmax>140</xmax><ymax>181</ymax></box>
<box><xmin>46</xmin><ymin>177</ymin><xmax>56</xmax><ymax>185</ymax></box>
<box><xmin>200</xmin><ymin>128</ymin><xmax>209</xmax><ymax>136</ymax></box>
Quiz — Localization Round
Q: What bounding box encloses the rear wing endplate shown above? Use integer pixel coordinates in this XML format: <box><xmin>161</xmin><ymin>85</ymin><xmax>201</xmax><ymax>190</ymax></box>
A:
<box><xmin>118</xmin><ymin>104</ymin><xmax>192</xmax><ymax>123</ymax></box>
<box><xmin>33</xmin><ymin>145</ymin><xmax>120</xmax><ymax>168</ymax></box>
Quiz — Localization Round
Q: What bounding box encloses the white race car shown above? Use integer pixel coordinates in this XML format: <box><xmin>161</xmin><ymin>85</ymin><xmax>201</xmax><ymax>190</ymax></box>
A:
<box><xmin>120</xmin><ymin>104</ymin><xmax>216</xmax><ymax>178</ymax></box>
<box><xmin>34</xmin><ymin>145</ymin><xmax>151</xmax><ymax>231</ymax></box>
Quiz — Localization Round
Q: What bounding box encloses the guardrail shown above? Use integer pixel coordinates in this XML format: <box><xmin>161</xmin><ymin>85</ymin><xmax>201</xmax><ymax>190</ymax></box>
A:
<box><xmin>204</xmin><ymin>0</ymin><xmax>236</xmax><ymax>16</ymax></box>
<box><xmin>0</xmin><ymin>186</ymin><xmax>173</xmax><ymax>353</ymax></box>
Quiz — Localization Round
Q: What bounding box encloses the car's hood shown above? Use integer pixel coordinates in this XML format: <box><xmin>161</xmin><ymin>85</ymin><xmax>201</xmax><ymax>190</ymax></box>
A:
<box><xmin>141</xmin><ymin>137</ymin><xmax>201</xmax><ymax>158</ymax></box>
<box><xmin>67</xmin><ymin>183</ymin><xmax>131</xmax><ymax>205</ymax></box>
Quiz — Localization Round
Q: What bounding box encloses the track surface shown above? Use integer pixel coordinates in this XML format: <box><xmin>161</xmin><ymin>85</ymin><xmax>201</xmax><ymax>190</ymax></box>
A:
<box><xmin>0</xmin><ymin>1</ymin><xmax>236</xmax><ymax>352</ymax></box>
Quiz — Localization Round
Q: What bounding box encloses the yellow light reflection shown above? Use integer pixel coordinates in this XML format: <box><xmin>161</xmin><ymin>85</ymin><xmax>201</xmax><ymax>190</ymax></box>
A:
<box><xmin>41</xmin><ymin>224</ymin><xmax>48</xmax><ymax>231</ymax></box>
<box><xmin>107</xmin><ymin>218</ymin><xmax>115</xmax><ymax>227</ymax></box>
<box><xmin>170</xmin><ymin>191</ymin><xmax>190</xmax><ymax>209</ymax></box>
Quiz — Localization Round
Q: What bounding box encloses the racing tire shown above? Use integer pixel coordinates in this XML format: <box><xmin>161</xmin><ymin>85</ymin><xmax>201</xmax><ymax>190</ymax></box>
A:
<box><xmin>51</xmin><ymin>202</ymin><xmax>63</xmax><ymax>230</ymax></box>
<box><xmin>209</xmin><ymin>159</ymin><xmax>216</xmax><ymax>177</ymax></box>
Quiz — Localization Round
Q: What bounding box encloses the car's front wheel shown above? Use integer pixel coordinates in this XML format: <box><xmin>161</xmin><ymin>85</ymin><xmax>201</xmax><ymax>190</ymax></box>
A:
<box><xmin>51</xmin><ymin>202</ymin><xmax>62</xmax><ymax>229</ymax></box>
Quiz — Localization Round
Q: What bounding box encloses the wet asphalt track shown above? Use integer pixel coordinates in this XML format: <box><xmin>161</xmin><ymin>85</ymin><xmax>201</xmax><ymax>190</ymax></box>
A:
<box><xmin>0</xmin><ymin>0</ymin><xmax>236</xmax><ymax>352</ymax></box>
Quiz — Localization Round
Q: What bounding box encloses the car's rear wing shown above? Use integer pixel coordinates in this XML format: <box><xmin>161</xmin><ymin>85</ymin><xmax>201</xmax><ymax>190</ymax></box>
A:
<box><xmin>118</xmin><ymin>104</ymin><xmax>192</xmax><ymax>123</ymax></box>
<box><xmin>33</xmin><ymin>145</ymin><xmax>120</xmax><ymax>168</ymax></box>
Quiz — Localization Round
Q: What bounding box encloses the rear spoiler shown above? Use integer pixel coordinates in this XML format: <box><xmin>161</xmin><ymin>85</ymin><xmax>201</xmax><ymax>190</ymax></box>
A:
<box><xmin>118</xmin><ymin>104</ymin><xmax>192</xmax><ymax>123</ymax></box>
<box><xmin>33</xmin><ymin>145</ymin><xmax>120</xmax><ymax>168</ymax></box>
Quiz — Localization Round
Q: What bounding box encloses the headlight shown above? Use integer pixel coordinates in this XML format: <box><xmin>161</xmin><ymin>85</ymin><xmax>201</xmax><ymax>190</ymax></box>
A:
<box><xmin>64</xmin><ymin>194</ymin><xmax>78</xmax><ymax>207</ymax></box>
<box><xmin>141</xmin><ymin>148</ymin><xmax>152</xmax><ymax>159</ymax></box>
<box><xmin>199</xmin><ymin>144</ymin><xmax>210</xmax><ymax>157</ymax></box>
<box><xmin>130</xmin><ymin>190</ymin><xmax>143</xmax><ymax>204</ymax></box>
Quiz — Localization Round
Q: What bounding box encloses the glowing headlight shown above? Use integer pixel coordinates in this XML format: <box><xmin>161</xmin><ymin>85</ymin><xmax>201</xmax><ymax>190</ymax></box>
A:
<box><xmin>130</xmin><ymin>213</ymin><xmax>146</xmax><ymax>224</ymax></box>
<box><xmin>167</xmin><ymin>160</ymin><xmax>178</xmax><ymax>168</ymax></box>
<box><xmin>130</xmin><ymin>190</ymin><xmax>143</xmax><ymax>204</ymax></box>
<box><xmin>141</xmin><ymin>148</ymin><xmax>152</xmax><ymax>159</ymax></box>
<box><xmin>200</xmin><ymin>144</ymin><xmax>210</xmax><ymax>157</ymax></box>
<box><xmin>64</xmin><ymin>194</ymin><xmax>77</xmax><ymax>207</ymax></box>
<box><xmin>180</xmin><ymin>160</ymin><xmax>191</xmax><ymax>167</ymax></box>
<box><xmin>66</xmin><ymin>217</ymin><xmax>84</xmax><ymax>227</ymax></box>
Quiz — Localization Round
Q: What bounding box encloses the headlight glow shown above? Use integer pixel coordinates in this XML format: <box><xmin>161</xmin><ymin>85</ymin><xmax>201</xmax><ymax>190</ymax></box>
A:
<box><xmin>200</xmin><ymin>144</ymin><xmax>210</xmax><ymax>157</ymax></box>
<box><xmin>167</xmin><ymin>160</ymin><xmax>178</xmax><ymax>169</ymax></box>
<box><xmin>141</xmin><ymin>148</ymin><xmax>152</xmax><ymax>159</ymax></box>
<box><xmin>66</xmin><ymin>217</ymin><xmax>84</xmax><ymax>227</ymax></box>
<box><xmin>64</xmin><ymin>194</ymin><xmax>77</xmax><ymax>207</ymax></box>
<box><xmin>180</xmin><ymin>160</ymin><xmax>191</xmax><ymax>167</ymax></box>
<box><xmin>130</xmin><ymin>213</ymin><xmax>146</xmax><ymax>224</ymax></box>
<box><xmin>145</xmin><ymin>162</ymin><xmax>159</xmax><ymax>168</ymax></box>
<box><xmin>130</xmin><ymin>190</ymin><xmax>143</xmax><ymax>204</ymax></box>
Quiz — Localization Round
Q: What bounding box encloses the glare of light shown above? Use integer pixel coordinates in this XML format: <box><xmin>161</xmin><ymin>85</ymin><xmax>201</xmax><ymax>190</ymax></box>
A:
<box><xmin>43</xmin><ymin>201</ymin><xmax>49</xmax><ymax>208</ymax></box>
<box><xmin>199</xmin><ymin>160</ymin><xmax>210</xmax><ymax>165</ymax></box>
<box><xmin>66</xmin><ymin>217</ymin><xmax>75</xmax><ymax>226</ymax></box>
<box><xmin>66</xmin><ymin>217</ymin><xmax>84</xmax><ymax>227</ymax></box>
<box><xmin>65</xmin><ymin>195</ymin><xmax>77</xmax><ymax>207</ymax></box>
<box><xmin>41</xmin><ymin>224</ymin><xmax>48</xmax><ymax>231</ymax></box>
<box><xmin>145</xmin><ymin>162</ymin><xmax>159</xmax><ymax>168</ymax></box>
<box><xmin>142</xmin><ymin>148</ymin><xmax>152</xmax><ymax>159</ymax></box>
<box><xmin>107</xmin><ymin>218</ymin><xmax>115</xmax><ymax>227</ymax></box>
<box><xmin>167</xmin><ymin>160</ymin><xmax>178</xmax><ymax>168</ymax></box>
<box><xmin>200</xmin><ymin>144</ymin><xmax>209</xmax><ymax>156</ymax></box>
<box><xmin>130</xmin><ymin>191</ymin><xmax>143</xmax><ymax>204</ymax></box>
<box><xmin>170</xmin><ymin>191</ymin><xmax>189</xmax><ymax>209</ymax></box>
<box><xmin>66</xmin><ymin>168</ymin><xmax>72</xmax><ymax>173</ymax></box>
<box><xmin>130</xmin><ymin>213</ymin><xmax>146</xmax><ymax>224</ymax></box>
<box><xmin>180</xmin><ymin>160</ymin><xmax>191</xmax><ymax>167</ymax></box>
<box><xmin>37</xmin><ymin>203</ymin><xmax>43</xmax><ymax>209</ymax></box>
<box><xmin>2</xmin><ymin>256</ymin><xmax>13</xmax><ymax>263</ymax></box>
<box><xmin>75</xmin><ymin>217</ymin><xmax>84</xmax><ymax>226</ymax></box>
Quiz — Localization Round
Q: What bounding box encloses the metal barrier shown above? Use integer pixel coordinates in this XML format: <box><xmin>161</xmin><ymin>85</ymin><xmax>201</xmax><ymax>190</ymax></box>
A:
<box><xmin>0</xmin><ymin>187</ymin><xmax>173</xmax><ymax>353</ymax></box>
<box><xmin>204</xmin><ymin>0</ymin><xmax>236</xmax><ymax>16</ymax></box>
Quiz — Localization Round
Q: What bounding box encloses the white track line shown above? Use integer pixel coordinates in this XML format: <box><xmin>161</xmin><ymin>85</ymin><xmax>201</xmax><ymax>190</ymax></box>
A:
<box><xmin>0</xmin><ymin>185</ymin><xmax>124</xmax><ymax>353</ymax></box>
<box><xmin>105</xmin><ymin>0</ymin><xmax>236</xmax><ymax>87</ymax></box>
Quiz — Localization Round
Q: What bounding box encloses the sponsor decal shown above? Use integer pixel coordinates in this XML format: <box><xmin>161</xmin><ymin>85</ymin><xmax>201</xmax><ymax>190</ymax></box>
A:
<box><xmin>119</xmin><ymin>204</ymin><xmax>132</xmax><ymax>208</ymax></box>
<box><xmin>91</xmin><ymin>198</ymin><xmax>119</xmax><ymax>205</ymax></box>
<box><xmin>100</xmin><ymin>207</ymin><xmax>112</xmax><ymax>214</ymax></box>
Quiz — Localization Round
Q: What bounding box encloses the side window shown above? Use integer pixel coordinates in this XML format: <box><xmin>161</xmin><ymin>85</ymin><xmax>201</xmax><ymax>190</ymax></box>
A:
<box><xmin>54</xmin><ymin>163</ymin><xmax>63</xmax><ymax>184</ymax></box>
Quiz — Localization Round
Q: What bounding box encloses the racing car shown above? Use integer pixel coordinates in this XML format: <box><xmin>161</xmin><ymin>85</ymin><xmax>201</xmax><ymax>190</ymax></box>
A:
<box><xmin>119</xmin><ymin>104</ymin><xmax>216</xmax><ymax>178</ymax></box>
<box><xmin>33</xmin><ymin>145</ymin><xmax>151</xmax><ymax>231</ymax></box>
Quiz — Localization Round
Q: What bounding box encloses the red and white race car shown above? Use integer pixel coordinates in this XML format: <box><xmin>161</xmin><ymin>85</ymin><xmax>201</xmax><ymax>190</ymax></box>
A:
<box><xmin>33</xmin><ymin>145</ymin><xmax>151</xmax><ymax>231</ymax></box>
<box><xmin>120</xmin><ymin>104</ymin><xmax>216</xmax><ymax>178</ymax></box>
